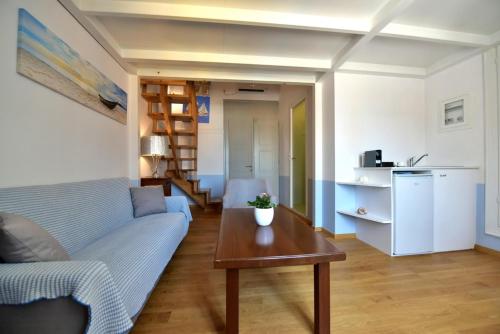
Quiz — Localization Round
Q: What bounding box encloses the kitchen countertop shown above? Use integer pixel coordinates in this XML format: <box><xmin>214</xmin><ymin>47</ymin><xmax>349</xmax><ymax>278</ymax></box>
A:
<box><xmin>354</xmin><ymin>166</ymin><xmax>479</xmax><ymax>170</ymax></box>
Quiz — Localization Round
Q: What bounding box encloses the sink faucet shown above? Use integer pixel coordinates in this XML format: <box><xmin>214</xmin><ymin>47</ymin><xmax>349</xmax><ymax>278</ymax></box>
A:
<box><xmin>407</xmin><ymin>153</ymin><xmax>428</xmax><ymax>167</ymax></box>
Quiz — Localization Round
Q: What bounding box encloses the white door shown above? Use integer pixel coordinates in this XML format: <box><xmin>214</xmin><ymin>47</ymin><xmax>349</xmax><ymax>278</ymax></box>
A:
<box><xmin>433</xmin><ymin>170</ymin><xmax>476</xmax><ymax>252</ymax></box>
<box><xmin>227</xmin><ymin>117</ymin><xmax>253</xmax><ymax>178</ymax></box>
<box><xmin>253</xmin><ymin>119</ymin><xmax>279</xmax><ymax>196</ymax></box>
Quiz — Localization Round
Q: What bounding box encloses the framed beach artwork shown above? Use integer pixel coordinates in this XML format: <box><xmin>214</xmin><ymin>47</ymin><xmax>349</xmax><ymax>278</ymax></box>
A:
<box><xmin>16</xmin><ymin>9</ymin><xmax>128</xmax><ymax>124</ymax></box>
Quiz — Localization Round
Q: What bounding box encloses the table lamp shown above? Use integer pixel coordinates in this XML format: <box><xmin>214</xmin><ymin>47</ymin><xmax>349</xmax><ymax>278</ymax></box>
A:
<box><xmin>141</xmin><ymin>135</ymin><xmax>167</xmax><ymax>178</ymax></box>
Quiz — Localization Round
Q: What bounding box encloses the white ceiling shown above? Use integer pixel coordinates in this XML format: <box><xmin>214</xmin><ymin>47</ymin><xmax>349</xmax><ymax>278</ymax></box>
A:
<box><xmin>59</xmin><ymin>0</ymin><xmax>500</xmax><ymax>82</ymax></box>
<box><xmin>350</xmin><ymin>37</ymin><xmax>474</xmax><ymax>68</ymax></box>
<box><xmin>393</xmin><ymin>0</ymin><xmax>500</xmax><ymax>35</ymax></box>
<box><xmin>118</xmin><ymin>0</ymin><xmax>389</xmax><ymax>20</ymax></box>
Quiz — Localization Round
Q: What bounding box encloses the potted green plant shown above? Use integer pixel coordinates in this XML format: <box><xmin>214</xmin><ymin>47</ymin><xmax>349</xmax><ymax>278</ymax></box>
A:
<box><xmin>247</xmin><ymin>193</ymin><xmax>276</xmax><ymax>226</ymax></box>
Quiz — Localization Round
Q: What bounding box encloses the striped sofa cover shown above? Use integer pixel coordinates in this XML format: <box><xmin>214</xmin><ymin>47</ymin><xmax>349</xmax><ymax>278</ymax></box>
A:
<box><xmin>0</xmin><ymin>178</ymin><xmax>192</xmax><ymax>333</ymax></box>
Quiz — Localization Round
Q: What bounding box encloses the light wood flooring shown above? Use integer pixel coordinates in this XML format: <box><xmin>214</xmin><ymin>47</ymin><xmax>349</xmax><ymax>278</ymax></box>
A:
<box><xmin>132</xmin><ymin>209</ymin><xmax>500</xmax><ymax>334</ymax></box>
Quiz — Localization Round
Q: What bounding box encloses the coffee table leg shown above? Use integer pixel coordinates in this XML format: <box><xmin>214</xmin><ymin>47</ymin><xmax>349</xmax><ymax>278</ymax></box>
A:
<box><xmin>314</xmin><ymin>262</ymin><xmax>330</xmax><ymax>334</ymax></box>
<box><xmin>226</xmin><ymin>269</ymin><xmax>239</xmax><ymax>333</ymax></box>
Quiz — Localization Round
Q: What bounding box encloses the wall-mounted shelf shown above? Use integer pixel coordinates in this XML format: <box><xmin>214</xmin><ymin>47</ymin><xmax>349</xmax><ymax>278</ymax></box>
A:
<box><xmin>336</xmin><ymin>181</ymin><xmax>391</xmax><ymax>188</ymax></box>
<box><xmin>336</xmin><ymin>210</ymin><xmax>392</xmax><ymax>224</ymax></box>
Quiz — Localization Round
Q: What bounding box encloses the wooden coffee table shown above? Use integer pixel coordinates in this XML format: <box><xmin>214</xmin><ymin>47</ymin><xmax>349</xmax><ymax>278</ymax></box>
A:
<box><xmin>214</xmin><ymin>207</ymin><xmax>346</xmax><ymax>334</ymax></box>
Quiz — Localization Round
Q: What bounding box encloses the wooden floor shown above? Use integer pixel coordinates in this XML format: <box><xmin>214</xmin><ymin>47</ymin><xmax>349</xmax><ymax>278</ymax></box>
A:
<box><xmin>132</xmin><ymin>209</ymin><xmax>500</xmax><ymax>334</ymax></box>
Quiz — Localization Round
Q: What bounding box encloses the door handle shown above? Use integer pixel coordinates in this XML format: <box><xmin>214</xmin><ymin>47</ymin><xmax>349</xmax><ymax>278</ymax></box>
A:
<box><xmin>439</xmin><ymin>174</ymin><xmax>447</xmax><ymax>177</ymax></box>
<box><xmin>244</xmin><ymin>165</ymin><xmax>252</xmax><ymax>168</ymax></box>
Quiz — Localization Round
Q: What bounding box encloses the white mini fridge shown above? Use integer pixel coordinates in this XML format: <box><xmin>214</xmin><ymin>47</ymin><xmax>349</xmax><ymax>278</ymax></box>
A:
<box><xmin>393</xmin><ymin>173</ymin><xmax>434</xmax><ymax>255</ymax></box>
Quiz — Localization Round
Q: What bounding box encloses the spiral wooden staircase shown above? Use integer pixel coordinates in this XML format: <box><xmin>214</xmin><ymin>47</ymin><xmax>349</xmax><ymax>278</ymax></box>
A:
<box><xmin>141</xmin><ymin>78</ymin><xmax>221</xmax><ymax>211</ymax></box>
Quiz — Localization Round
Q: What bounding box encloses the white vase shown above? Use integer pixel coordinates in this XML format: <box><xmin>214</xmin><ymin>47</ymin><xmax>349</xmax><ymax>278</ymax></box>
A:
<box><xmin>254</xmin><ymin>207</ymin><xmax>274</xmax><ymax>226</ymax></box>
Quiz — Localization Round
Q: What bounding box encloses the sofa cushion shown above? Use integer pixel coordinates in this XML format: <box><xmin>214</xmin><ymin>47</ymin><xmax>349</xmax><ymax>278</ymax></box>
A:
<box><xmin>0</xmin><ymin>212</ymin><xmax>70</xmax><ymax>263</ymax></box>
<box><xmin>130</xmin><ymin>186</ymin><xmax>166</xmax><ymax>218</ymax></box>
<box><xmin>0</xmin><ymin>178</ymin><xmax>134</xmax><ymax>254</ymax></box>
<box><xmin>72</xmin><ymin>212</ymin><xmax>189</xmax><ymax>317</ymax></box>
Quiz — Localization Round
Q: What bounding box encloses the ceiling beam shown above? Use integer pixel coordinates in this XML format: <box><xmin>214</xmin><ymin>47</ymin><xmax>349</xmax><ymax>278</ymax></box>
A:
<box><xmin>426</xmin><ymin>28</ymin><xmax>500</xmax><ymax>77</ymax></box>
<box><xmin>339</xmin><ymin>61</ymin><xmax>426</xmax><ymax>78</ymax></box>
<box><xmin>331</xmin><ymin>0</ymin><xmax>415</xmax><ymax>71</ymax></box>
<box><xmin>426</xmin><ymin>48</ymin><xmax>483</xmax><ymax>76</ymax></box>
<box><xmin>121</xmin><ymin>49</ymin><xmax>332</xmax><ymax>71</ymax></box>
<box><xmin>78</xmin><ymin>0</ymin><xmax>370</xmax><ymax>34</ymax></box>
<box><xmin>490</xmin><ymin>29</ymin><xmax>500</xmax><ymax>46</ymax></box>
<box><xmin>380</xmin><ymin>23</ymin><xmax>490</xmax><ymax>47</ymax></box>
<box><xmin>58</xmin><ymin>0</ymin><xmax>136</xmax><ymax>73</ymax></box>
<box><xmin>137</xmin><ymin>67</ymin><xmax>317</xmax><ymax>85</ymax></box>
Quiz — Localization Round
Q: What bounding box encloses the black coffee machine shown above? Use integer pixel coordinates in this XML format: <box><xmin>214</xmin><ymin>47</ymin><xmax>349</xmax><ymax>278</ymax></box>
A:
<box><xmin>362</xmin><ymin>150</ymin><xmax>395</xmax><ymax>167</ymax></box>
<box><xmin>362</xmin><ymin>150</ymin><xmax>382</xmax><ymax>167</ymax></box>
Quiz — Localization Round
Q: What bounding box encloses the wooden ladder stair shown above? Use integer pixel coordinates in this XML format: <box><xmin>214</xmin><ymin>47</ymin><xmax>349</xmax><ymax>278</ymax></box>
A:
<box><xmin>141</xmin><ymin>78</ymin><xmax>221</xmax><ymax>211</ymax></box>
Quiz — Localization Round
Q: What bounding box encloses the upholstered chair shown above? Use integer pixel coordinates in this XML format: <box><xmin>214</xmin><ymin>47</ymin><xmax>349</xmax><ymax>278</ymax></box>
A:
<box><xmin>222</xmin><ymin>178</ymin><xmax>278</xmax><ymax>208</ymax></box>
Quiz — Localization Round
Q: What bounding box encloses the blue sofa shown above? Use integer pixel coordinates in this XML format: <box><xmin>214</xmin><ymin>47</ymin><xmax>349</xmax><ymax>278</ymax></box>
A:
<box><xmin>0</xmin><ymin>178</ymin><xmax>192</xmax><ymax>333</ymax></box>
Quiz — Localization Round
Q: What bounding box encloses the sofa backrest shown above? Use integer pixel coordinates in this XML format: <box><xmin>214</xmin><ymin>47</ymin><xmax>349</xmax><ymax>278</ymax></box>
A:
<box><xmin>0</xmin><ymin>178</ymin><xmax>134</xmax><ymax>254</ymax></box>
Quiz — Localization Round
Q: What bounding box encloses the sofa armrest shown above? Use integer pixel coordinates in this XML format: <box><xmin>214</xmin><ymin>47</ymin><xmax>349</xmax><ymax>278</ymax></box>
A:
<box><xmin>0</xmin><ymin>261</ymin><xmax>132</xmax><ymax>334</ymax></box>
<box><xmin>165</xmin><ymin>196</ymin><xmax>193</xmax><ymax>222</ymax></box>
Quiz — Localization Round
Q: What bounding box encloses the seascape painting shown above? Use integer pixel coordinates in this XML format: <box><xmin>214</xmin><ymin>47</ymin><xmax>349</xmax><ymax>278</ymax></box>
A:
<box><xmin>16</xmin><ymin>9</ymin><xmax>127</xmax><ymax>124</ymax></box>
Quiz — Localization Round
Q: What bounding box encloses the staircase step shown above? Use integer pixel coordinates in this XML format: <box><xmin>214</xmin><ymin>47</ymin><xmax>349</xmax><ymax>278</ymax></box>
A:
<box><xmin>153</xmin><ymin>129</ymin><xmax>195</xmax><ymax>136</ymax></box>
<box><xmin>141</xmin><ymin>79</ymin><xmax>187</xmax><ymax>86</ymax></box>
<box><xmin>174</xmin><ymin>130</ymin><xmax>195</xmax><ymax>136</ymax></box>
<box><xmin>147</xmin><ymin>112</ymin><xmax>164</xmax><ymax>120</ymax></box>
<box><xmin>147</xmin><ymin>113</ymin><xmax>194</xmax><ymax>122</ymax></box>
<box><xmin>170</xmin><ymin>177</ymin><xmax>207</xmax><ymax>208</ymax></box>
<box><xmin>141</xmin><ymin>92</ymin><xmax>189</xmax><ymax>103</ymax></box>
<box><xmin>187</xmin><ymin>179</ymin><xmax>200</xmax><ymax>192</ymax></box>
<box><xmin>163</xmin><ymin>157</ymin><xmax>197</xmax><ymax>161</ymax></box>
<box><xmin>171</xmin><ymin>145</ymin><xmax>197</xmax><ymax>150</ymax></box>
<box><xmin>172</xmin><ymin>114</ymin><xmax>194</xmax><ymax>122</ymax></box>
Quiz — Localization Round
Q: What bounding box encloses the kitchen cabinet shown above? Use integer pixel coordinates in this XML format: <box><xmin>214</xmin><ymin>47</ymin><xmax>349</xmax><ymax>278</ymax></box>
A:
<box><xmin>336</xmin><ymin>166</ymin><xmax>478</xmax><ymax>256</ymax></box>
<box><xmin>432</xmin><ymin>169</ymin><xmax>476</xmax><ymax>252</ymax></box>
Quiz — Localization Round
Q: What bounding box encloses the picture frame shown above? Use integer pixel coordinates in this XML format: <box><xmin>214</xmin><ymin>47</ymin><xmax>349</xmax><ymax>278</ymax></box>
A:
<box><xmin>439</xmin><ymin>94</ymin><xmax>470</xmax><ymax>132</ymax></box>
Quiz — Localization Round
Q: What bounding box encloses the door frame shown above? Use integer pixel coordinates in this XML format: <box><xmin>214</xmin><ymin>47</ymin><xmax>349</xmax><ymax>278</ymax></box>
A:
<box><xmin>290</xmin><ymin>98</ymin><xmax>308</xmax><ymax>216</ymax></box>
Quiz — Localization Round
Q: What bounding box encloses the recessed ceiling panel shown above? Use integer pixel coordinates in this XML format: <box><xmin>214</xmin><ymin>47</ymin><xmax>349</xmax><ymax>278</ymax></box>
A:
<box><xmin>118</xmin><ymin>0</ymin><xmax>388</xmax><ymax>20</ymax></box>
<box><xmin>97</xmin><ymin>16</ymin><xmax>356</xmax><ymax>59</ymax></box>
<box><xmin>349</xmin><ymin>37</ymin><xmax>474</xmax><ymax>68</ymax></box>
<box><xmin>393</xmin><ymin>0</ymin><xmax>500</xmax><ymax>35</ymax></box>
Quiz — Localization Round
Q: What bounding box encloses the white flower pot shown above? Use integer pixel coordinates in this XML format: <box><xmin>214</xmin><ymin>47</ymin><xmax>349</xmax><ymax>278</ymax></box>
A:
<box><xmin>254</xmin><ymin>207</ymin><xmax>274</xmax><ymax>226</ymax></box>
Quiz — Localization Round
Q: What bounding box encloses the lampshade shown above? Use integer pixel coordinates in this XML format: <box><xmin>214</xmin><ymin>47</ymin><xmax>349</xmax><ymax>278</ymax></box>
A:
<box><xmin>141</xmin><ymin>136</ymin><xmax>167</xmax><ymax>156</ymax></box>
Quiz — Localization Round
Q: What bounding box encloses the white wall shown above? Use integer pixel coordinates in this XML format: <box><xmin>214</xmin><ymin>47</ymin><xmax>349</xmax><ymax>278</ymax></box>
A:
<box><xmin>425</xmin><ymin>55</ymin><xmax>484</xmax><ymax>181</ymax></box>
<box><xmin>333</xmin><ymin>72</ymin><xmax>425</xmax><ymax>234</ymax></box>
<box><xmin>0</xmin><ymin>0</ymin><xmax>136</xmax><ymax>187</ymax></box>
<box><xmin>335</xmin><ymin>73</ymin><xmax>426</xmax><ymax>180</ymax></box>
<box><xmin>314</xmin><ymin>72</ymin><xmax>335</xmax><ymax>229</ymax></box>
